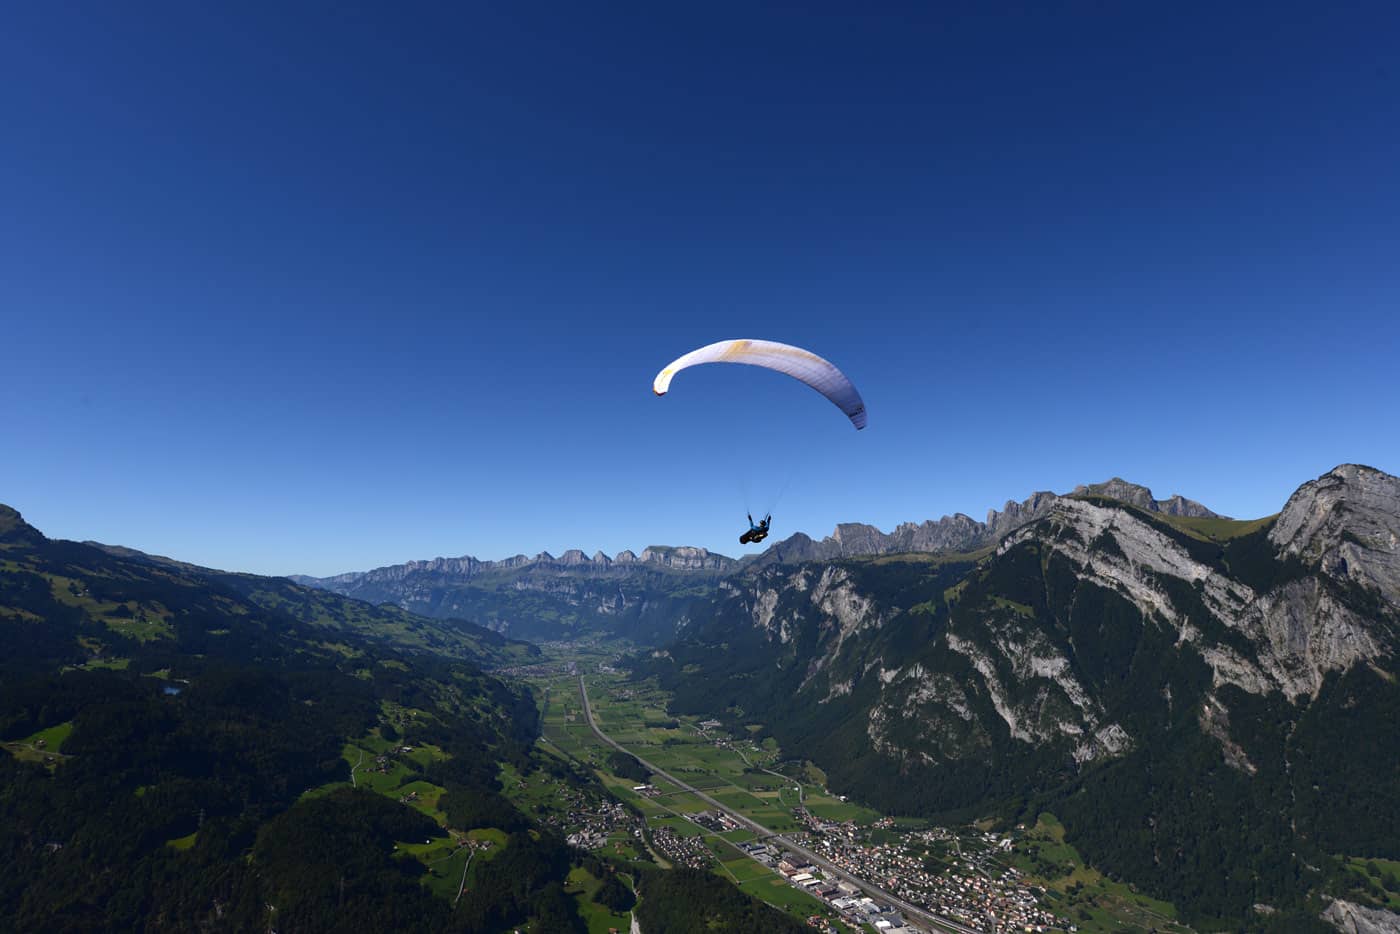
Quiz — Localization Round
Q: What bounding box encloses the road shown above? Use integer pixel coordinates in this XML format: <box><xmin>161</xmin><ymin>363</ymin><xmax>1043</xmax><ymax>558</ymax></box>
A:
<box><xmin>454</xmin><ymin>849</ymin><xmax>477</xmax><ymax>906</ymax></box>
<box><xmin>576</xmin><ymin>676</ymin><xmax>983</xmax><ymax>934</ymax></box>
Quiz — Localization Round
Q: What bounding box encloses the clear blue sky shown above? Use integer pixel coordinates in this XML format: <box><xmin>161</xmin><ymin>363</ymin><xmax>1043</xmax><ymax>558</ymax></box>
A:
<box><xmin>3</xmin><ymin>4</ymin><xmax>1397</xmax><ymax>576</ymax></box>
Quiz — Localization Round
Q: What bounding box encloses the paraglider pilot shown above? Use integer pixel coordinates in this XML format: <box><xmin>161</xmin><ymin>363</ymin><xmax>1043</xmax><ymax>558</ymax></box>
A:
<box><xmin>740</xmin><ymin>513</ymin><xmax>771</xmax><ymax>545</ymax></box>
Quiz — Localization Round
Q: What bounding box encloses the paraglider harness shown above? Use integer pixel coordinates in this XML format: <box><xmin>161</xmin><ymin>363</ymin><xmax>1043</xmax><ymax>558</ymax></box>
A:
<box><xmin>740</xmin><ymin>513</ymin><xmax>771</xmax><ymax>545</ymax></box>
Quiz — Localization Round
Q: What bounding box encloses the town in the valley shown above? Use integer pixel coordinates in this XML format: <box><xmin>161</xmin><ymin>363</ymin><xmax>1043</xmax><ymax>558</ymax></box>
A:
<box><xmin>549</xmin><ymin>776</ymin><xmax>1063</xmax><ymax>932</ymax></box>
<box><xmin>527</xmin><ymin>661</ymin><xmax>1086</xmax><ymax>933</ymax></box>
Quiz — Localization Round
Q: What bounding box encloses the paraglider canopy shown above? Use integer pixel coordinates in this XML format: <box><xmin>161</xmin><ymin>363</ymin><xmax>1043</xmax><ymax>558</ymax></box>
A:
<box><xmin>652</xmin><ymin>339</ymin><xmax>866</xmax><ymax>430</ymax></box>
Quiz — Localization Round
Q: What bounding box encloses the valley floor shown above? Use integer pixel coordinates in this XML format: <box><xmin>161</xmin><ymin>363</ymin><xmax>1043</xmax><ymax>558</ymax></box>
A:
<box><xmin>507</xmin><ymin>641</ymin><xmax>1198</xmax><ymax>934</ymax></box>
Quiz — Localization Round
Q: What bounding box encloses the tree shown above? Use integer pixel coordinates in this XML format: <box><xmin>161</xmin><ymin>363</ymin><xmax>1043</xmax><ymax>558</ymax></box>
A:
<box><xmin>595</xmin><ymin>873</ymin><xmax>635</xmax><ymax>912</ymax></box>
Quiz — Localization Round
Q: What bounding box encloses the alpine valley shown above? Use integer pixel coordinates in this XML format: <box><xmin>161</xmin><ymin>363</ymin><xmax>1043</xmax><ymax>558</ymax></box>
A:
<box><xmin>7</xmin><ymin>463</ymin><xmax>1400</xmax><ymax>932</ymax></box>
<box><xmin>302</xmin><ymin>464</ymin><xmax>1400</xmax><ymax>930</ymax></box>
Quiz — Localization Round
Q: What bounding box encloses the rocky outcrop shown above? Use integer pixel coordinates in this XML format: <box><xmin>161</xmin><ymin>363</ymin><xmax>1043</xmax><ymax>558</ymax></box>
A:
<box><xmin>1072</xmin><ymin>478</ymin><xmax>1220</xmax><ymax>517</ymax></box>
<box><xmin>636</xmin><ymin>546</ymin><xmax>732</xmax><ymax>571</ymax></box>
<box><xmin>1323</xmin><ymin>899</ymin><xmax>1400</xmax><ymax>934</ymax></box>
<box><xmin>1271</xmin><ymin>464</ymin><xmax>1400</xmax><ymax>609</ymax></box>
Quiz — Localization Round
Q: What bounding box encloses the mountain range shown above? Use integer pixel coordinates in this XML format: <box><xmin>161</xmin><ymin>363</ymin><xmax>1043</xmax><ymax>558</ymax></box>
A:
<box><xmin>291</xmin><ymin>477</ymin><xmax>1221</xmax><ymax>641</ymax></box>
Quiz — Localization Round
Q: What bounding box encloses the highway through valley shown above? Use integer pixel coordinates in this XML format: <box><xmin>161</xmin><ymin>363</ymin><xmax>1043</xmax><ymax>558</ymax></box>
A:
<box><xmin>575</xmin><ymin>676</ymin><xmax>982</xmax><ymax>934</ymax></box>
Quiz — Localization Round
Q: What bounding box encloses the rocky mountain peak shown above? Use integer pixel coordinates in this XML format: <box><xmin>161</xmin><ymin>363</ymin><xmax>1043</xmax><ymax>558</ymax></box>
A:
<box><xmin>986</xmin><ymin>490</ymin><xmax>1059</xmax><ymax>532</ymax></box>
<box><xmin>1271</xmin><ymin>464</ymin><xmax>1400</xmax><ymax>608</ymax></box>
<box><xmin>1071</xmin><ymin>478</ymin><xmax>1220</xmax><ymax>517</ymax></box>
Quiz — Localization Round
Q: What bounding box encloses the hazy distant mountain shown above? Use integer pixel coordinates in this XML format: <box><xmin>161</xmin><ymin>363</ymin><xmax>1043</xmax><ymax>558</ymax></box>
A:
<box><xmin>292</xmin><ymin>545</ymin><xmax>738</xmax><ymax>642</ymax></box>
<box><xmin>634</xmin><ymin>465</ymin><xmax>1400</xmax><ymax>930</ymax></box>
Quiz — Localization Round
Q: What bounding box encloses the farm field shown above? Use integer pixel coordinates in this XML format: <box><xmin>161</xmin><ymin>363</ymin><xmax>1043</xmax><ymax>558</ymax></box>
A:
<box><xmin>579</xmin><ymin>676</ymin><xmax>867</xmax><ymax>842</ymax></box>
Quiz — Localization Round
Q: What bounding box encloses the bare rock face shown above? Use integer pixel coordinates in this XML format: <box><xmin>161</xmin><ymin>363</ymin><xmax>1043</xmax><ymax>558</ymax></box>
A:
<box><xmin>986</xmin><ymin>490</ymin><xmax>1061</xmax><ymax>535</ymax></box>
<box><xmin>1323</xmin><ymin>899</ymin><xmax>1400</xmax><ymax>934</ymax></box>
<box><xmin>1071</xmin><ymin>478</ymin><xmax>1220</xmax><ymax>517</ymax></box>
<box><xmin>1271</xmin><ymin>464</ymin><xmax>1400</xmax><ymax>610</ymax></box>
<box><xmin>999</xmin><ymin>487</ymin><xmax>1394</xmax><ymax>700</ymax></box>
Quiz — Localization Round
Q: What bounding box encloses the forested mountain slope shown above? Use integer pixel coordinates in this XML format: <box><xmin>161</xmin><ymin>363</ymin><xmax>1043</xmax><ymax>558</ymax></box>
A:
<box><xmin>75</xmin><ymin>533</ymin><xmax>539</xmax><ymax>667</ymax></box>
<box><xmin>0</xmin><ymin>504</ymin><xmax>544</xmax><ymax>929</ymax></box>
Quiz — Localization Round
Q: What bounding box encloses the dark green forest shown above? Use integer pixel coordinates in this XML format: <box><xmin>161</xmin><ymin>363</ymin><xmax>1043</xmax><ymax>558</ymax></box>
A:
<box><xmin>633</xmin><ymin>868</ymin><xmax>808</xmax><ymax>934</ymax></box>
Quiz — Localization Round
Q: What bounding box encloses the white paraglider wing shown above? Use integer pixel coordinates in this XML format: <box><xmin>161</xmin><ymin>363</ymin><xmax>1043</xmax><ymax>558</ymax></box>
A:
<box><xmin>653</xmin><ymin>339</ymin><xmax>866</xmax><ymax>429</ymax></box>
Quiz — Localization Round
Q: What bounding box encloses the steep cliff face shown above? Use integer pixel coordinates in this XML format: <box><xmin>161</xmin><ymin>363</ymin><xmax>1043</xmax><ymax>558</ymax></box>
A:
<box><xmin>996</xmin><ymin>482</ymin><xmax>1393</xmax><ymax>700</ymax></box>
<box><xmin>1271</xmin><ymin>464</ymin><xmax>1400</xmax><ymax>610</ymax></box>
